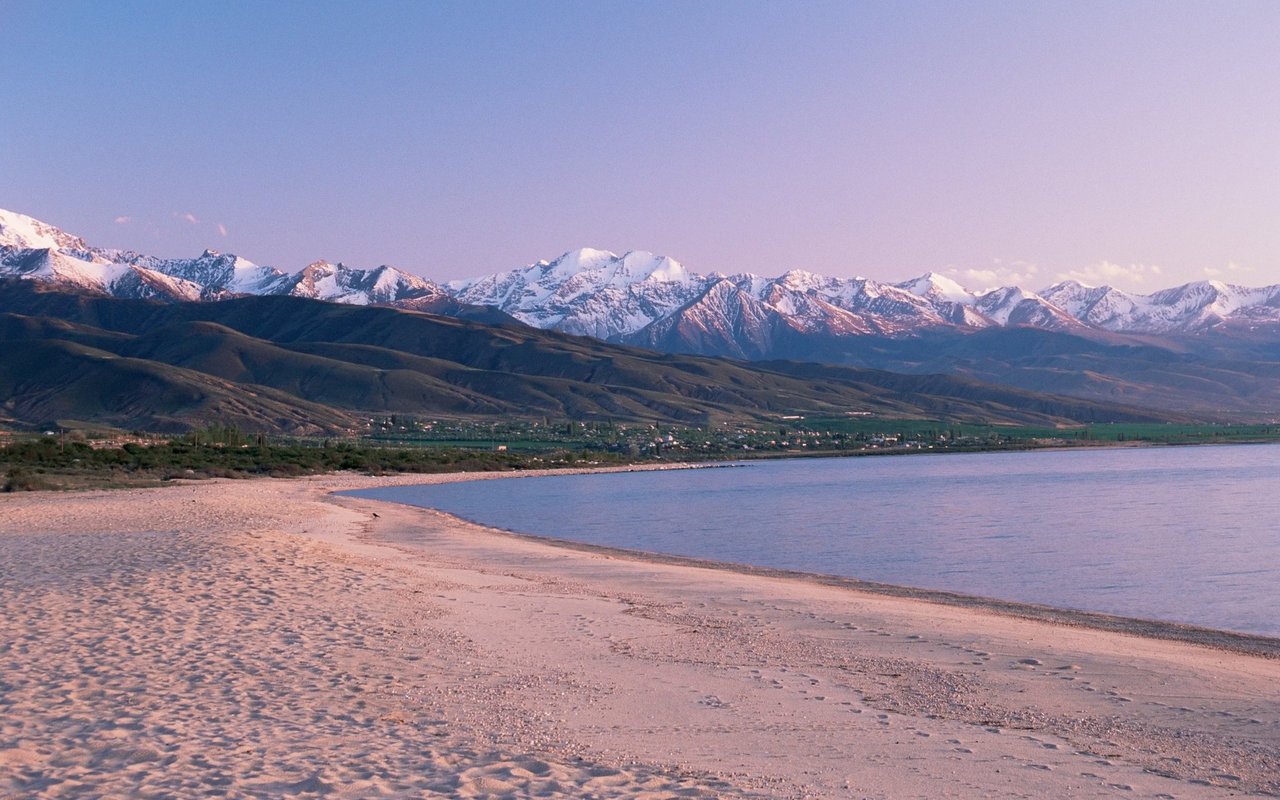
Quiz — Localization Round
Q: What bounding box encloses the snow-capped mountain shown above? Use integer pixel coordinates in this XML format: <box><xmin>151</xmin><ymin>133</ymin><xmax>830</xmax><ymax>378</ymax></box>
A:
<box><xmin>7</xmin><ymin>207</ymin><xmax>1280</xmax><ymax>355</ymax></box>
<box><xmin>0</xmin><ymin>209</ymin><xmax>98</xmax><ymax>255</ymax></box>
<box><xmin>0</xmin><ymin>212</ymin><xmax>211</xmax><ymax>302</ymax></box>
<box><xmin>451</xmin><ymin>248</ymin><xmax>1280</xmax><ymax>347</ymax></box>
<box><xmin>275</xmin><ymin>260</ymin><xmax>446</xmax><ymax>305</ymax></box>
<box><xmin>118</xmin><ymin>249</ymin><xmax>292</xmax><ymax>297</ymax></box>
<box><xmin>454</xmin><ymin>252</ymin><xmax>1088</xmax><ymax>355</ymax></box>
<box><xmin>448</xmin><ymin>248</ymin><xmax>705</xmax><ymax>339</ymax></box>
<box><xmin>1041</xmin><ymin>279</ymin><xmax>1280</xmax><ymax>333</ymax></box>
<box><xmin>0</xmin><ymin>208</ymin><xmax>444</xmax><ymax>306</ymax></box>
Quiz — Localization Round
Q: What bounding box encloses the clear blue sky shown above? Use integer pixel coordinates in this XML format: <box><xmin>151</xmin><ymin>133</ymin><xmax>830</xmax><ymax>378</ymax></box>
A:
<box><xmin>3</xmin><ymin>0</ymin><xmax>1278</xmax><ymax>290</ymax></box>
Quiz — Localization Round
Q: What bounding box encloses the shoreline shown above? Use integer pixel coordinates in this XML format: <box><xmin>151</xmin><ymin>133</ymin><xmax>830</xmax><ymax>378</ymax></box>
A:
<box><xmin>327</xmin><ymin>474</ymin><xmax>1280</xmax><ymax>796</ymax></box>
<box><xmin>344</xmin><ymin>465</ymin><xmax>1280</xmax><ymax>658</ymax></box>
<box><xmin>686</xmin><ymin>434</ymin><xmax>1280</xmax><ymax>466</ymax></box>
<box><xmin>376</xmin><ymin>503</ymin><xmax>1280</xmax><ymax>659</ymax></box>
<box><xmin>4</xmin><ymin>472</ymin><xmax>1279</xmax><ymax>797</ymax></box>
<box><xmin>6</xmin><ymin>426</ymin><xmax>1278</xmax><ymax>495</ymax></box>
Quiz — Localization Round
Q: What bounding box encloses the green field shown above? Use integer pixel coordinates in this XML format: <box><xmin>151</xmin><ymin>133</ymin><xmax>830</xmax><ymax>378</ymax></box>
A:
<box><xmin>0</xmin><ymin>433</ymin><xmax>624</xmax><ymax>492</ymax></box>
<box><xmin>798</xmin><ymin>418</ymin><xmax>1280</xmax><ymax>444</ymax></box>
<box><xmin>6</xmin><ymin>418</ymin><xmax>1280</xmax><ymax>492</ymax></box>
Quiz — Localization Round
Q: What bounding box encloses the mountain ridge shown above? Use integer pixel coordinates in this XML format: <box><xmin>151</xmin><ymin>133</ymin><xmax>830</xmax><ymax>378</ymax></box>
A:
<box><xmin>8</xmin><ymin>208</ymin><xmax>1280</xmax><ymax>340</ymax></box>
<box><xmin>0</xmin><ymin>279</ymin><xmax>1179</xmax><ymax>433</ymax></box>
<box><xmin>6</xmin><ymin>208</ymin><xmax>1280</xmax><ymax>421</ymax></box>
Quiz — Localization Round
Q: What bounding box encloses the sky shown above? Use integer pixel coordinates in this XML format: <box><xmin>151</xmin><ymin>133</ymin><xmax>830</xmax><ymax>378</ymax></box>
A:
<box><xmin>3</xmin><ymin>0</ymin><xmax>1279</xmax><ymax>291</ymax></box>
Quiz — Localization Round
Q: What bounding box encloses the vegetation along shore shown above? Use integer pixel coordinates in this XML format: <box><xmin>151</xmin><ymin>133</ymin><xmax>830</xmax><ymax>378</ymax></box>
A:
<box><xmin>5</xmin><ymin>417</ymin><xmax>1280</xmax><ymax>492</ymax></box>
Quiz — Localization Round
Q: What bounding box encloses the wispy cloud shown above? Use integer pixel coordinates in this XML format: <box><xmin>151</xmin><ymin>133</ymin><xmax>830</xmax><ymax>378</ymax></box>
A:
<box><xmin>943</xmin><ymin>259</ymin><xmax>1039</xmax><ymax>291</ymax></box>
<box><xmin>1054</xmin><ymin>261</ymin><xmax>1162</xmax><ymax>289</ymax></box>
<box><xmin>113</xmin><ymin>215</ymin><xmax>132</xmax><ymax>225</ymax></box>
<box><xmin>217</xmin><ymin>223</ymin><xmax>228</xmax><ymax>237</ymax></box>
<box><xmin>1202</xmin><ymin>261</ymin><xmax>1254</xmax><ymax>280</ymax></box>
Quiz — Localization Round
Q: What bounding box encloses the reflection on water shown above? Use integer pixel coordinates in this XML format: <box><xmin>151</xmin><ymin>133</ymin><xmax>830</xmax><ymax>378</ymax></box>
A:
<box><xmin>349</xmin><ymin>444</ymin><xmax>1280</xmax><ymax>636</ymax></box>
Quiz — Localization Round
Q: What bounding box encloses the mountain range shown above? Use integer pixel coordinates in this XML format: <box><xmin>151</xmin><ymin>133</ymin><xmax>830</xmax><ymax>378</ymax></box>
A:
<box><xmin>7</xmin><ymin>208</ymin><xmax>1279</xmax><ymax>341</ymax></box>
<box><xmin>0</xmin><ymin>280</ymin><xmax>1173</xmax><ymax>434</ymax></box>
<box><xmin>4</xmin><ymin>208</ymin><xmax>1280</xmax><ymax>421</ymax></box>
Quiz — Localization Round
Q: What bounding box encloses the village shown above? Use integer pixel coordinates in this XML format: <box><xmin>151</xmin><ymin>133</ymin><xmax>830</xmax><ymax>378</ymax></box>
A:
<box><xmin>360</xmin><ymin>415</ymin><xmax>1052</xmax><ymax>458</ymax></box>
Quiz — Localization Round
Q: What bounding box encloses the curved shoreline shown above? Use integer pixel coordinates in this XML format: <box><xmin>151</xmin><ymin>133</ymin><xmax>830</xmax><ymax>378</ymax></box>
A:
<box><xmin>342</xmin><ymin>465</ymin><xmax>1280</xmax><ymax>660</ymax></box>
<box><xmin>7</xmin><ymin>472</ymin><xmax>1279</xmax><ymax>797</ymax></box>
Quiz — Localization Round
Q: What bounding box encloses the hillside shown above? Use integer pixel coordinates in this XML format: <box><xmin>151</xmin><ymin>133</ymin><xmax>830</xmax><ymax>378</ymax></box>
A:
<box><xmin>0</xmin><ymin>281</ymin><xmax>1181</xmax><ymax>434</ymax></box>
<box><xmin>7</xmin><ymin>208</ymin><xmax>1280</xmax><ymax>420</ymax></box>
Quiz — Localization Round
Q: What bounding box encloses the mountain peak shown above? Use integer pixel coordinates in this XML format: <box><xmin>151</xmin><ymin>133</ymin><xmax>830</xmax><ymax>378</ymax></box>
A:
<box><xmin>0</xmin><ymin>208</ymin><xmax>90</xmax><ymax>252</ymax></box>
<box><xmin>9</xmin><ymin>206</ymin><xmax>1280</xmax><ymax>341</ymax></box>
<box><xmin>776</xmin><ymin>269</ymin><xmax>826</xmax><ymax>291</ymax></box>
<box><xmin>617</xmin><ymin>251</ymin><xmax>690</xmax><ymax>283</ymax></box>
<box><xmin>529</xmin><ymin>248</ymin><xmax>695</xmax><ymax>286</ymax></box>
<box><xmin>540</xmin><ymin>248</ymin><xmax>619</xmax><ymax>277</ymax></box>
<box><xmin>898</xmin><ymin>272</ymin><xmax>972</xmax><ymax>304</ymax></box>
<box><xmin>1044</xmin><ymin>278</ymin><xmax>1096</xmax><ymax>292</ymax></box>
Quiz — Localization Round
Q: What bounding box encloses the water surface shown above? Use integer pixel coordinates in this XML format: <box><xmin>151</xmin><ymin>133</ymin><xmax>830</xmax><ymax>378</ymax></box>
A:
<box><xmin>350</xmin><ymin>445</ymin><xmax>1280</xmax><ymax>636</ymax></box>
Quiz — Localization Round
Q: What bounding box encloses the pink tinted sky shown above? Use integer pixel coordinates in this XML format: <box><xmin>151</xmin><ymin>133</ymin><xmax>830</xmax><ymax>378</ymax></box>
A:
<box><xmin>2</xmin><ymin>1</ymin><xmax>1278</xmax><ymax>291</ymax></box>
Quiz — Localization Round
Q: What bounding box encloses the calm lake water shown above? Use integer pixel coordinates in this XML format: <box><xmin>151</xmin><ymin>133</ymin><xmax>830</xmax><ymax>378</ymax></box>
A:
<box><xmin>349</xmin><ymin>445</ymin><xmax>1280</xmax><ymax>637</ymax></box>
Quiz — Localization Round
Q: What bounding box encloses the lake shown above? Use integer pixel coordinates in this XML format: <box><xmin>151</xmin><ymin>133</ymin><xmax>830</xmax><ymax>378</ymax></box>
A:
<box><xmin>348</xmin><ymin>444</ymin><xmax>1280</xmax><ymax>637</ymax></box>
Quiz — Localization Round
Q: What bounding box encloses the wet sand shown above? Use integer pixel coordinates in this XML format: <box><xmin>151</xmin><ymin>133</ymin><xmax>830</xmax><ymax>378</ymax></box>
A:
<box><xmin>2</xmin><ymin>471</ymin><xmax>1277</xmax><ymax>798</ymax></box>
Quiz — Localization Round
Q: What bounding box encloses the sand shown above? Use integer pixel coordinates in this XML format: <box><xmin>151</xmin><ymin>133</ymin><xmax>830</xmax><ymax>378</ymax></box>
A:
<box><xmin>1</xmin><ymin>470</ymin><xmax>1277</xmax><ymax>798</ymax></box>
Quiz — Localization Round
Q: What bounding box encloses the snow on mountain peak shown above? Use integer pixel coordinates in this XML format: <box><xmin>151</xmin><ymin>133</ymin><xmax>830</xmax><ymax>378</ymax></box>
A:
<box><xmin>10</xmin><ymin>206</ymin><xmax>1280</xmax><ymax>339</ymax></box>
<box><xmin>540</xmin><ymin>248</ymin><xmax>618</xmax><ymax>279</ymax></box>
<box><xmin>898</xmin><ymin>272</ymin><xmax>973</xmax><ymax>304</ymax></box>
<box><xmin>776</xmin><ymin>269</ymin><xmax>826</xmax><ymax>291</ymax></box>
<box><xmin>1043</xmin><ymin>278</ymin><xmax>1096</xmax><ymax>293</ymax></box>
<box><xmin>969</xmin><ymin>285</ymin><xmax>1071</xmax><ymax>328</ymax></box>
<box><xmin>0</xmin><ymin>208</ymin><xmax>92</xmax><ymax>253</ymax></box>
<box><xmin>445</xmin><ymin>247</ymin><xmax>709</xmax><ymax>339</ymax></box>
<box><xmin>196</xmin><ymin>248</ymin><xmax>262</xmax><ymax>271</ymax></box>
<box><xmin>618</xmin><ymin>251</ymin><xmax>690</xmax><ymax>284</ymax></box>
<box><xmin>529</xmin><ymin>248</ymin><xmax>694</xmax><ymax>288</ymax></box>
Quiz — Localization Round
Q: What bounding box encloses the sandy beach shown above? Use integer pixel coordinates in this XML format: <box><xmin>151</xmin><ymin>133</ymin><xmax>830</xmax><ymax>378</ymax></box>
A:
<box><xmin>2</xmin><ymin>471</ymin><xmax>1278</xmax><ymax>798</ymax></box>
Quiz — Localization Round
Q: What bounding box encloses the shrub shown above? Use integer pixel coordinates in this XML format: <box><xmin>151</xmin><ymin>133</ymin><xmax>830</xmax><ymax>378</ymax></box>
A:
<box><xmin>3</xmin><ymin>468</ymin><xmax>56</xmax><ymax>492</ymax></box>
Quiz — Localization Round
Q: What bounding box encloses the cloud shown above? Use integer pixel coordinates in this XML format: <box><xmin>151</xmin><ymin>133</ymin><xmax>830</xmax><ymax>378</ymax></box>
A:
<box><xmin>1053</xmin><ymin>261</ymin><xmax>1163</xmax><ymax>289</ymax></box>
<box><xmin>942</xmin><ymin>259</ymin><xmax>1040</xmax><ymax>291</ymax></box>
<box><xmin>173</xmin><ymin>211</ymin><xmax>199</xmax><ymax>225</ymax></box>
<box><xmin>217</xmin><ymin>223</ymin><xmax>228</xmax><ymax>237</ymax></box>
<box><xmin>1202</xmin><ymin>261</ymin><xmax>1254</xmax><ymax>280</ymax></box>
<box><xmin>113</xmin><ymin>215</ymin><xmax>132</xmax><ymax>225</ymax></box>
